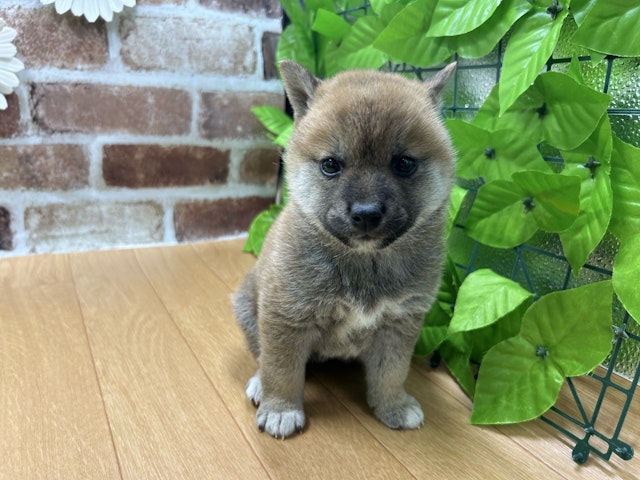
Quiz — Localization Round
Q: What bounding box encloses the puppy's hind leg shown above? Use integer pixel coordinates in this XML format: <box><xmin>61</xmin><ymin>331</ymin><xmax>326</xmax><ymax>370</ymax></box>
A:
<box><xmin>361</xmin><ymin>322</ymin><xmax>424</xmax><ymax>430</ymax></box>
<box><xmin>232</xmin><ymin>270</ymin><xmax>261</xmax><ymax>358</ymax></box>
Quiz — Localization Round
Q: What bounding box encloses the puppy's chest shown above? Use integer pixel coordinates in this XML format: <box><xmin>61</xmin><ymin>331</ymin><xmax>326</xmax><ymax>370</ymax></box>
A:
<box><xmin>314</xmin><ymin>300</ymin><xmax>406</xmax><ymax>359</ymax></box>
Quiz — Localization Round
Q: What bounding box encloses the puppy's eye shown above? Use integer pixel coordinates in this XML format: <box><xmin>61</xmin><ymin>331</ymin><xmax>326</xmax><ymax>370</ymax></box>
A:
<box><xmin>391</xmin><ymin>156</ymin><xmax>417</xmax><ymax>177</ymax></box>
<box><xmin>320</xmin><ymin>157</ymin><xmax>342</xmax><ymax>177</ymax></box>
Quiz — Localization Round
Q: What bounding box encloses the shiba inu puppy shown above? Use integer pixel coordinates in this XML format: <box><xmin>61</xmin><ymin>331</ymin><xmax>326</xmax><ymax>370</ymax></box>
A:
<box><xmin>233</xmin><ymin>60</ymin><xmax>456</xmax><ymax>438</ymax></box>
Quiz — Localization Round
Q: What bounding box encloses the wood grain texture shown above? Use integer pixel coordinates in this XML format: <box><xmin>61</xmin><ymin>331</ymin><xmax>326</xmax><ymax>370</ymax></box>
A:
<box><xmin>1</xmin><ymin>238</ymin><xmax>638</xmax><ymax>479</ymax></box>
<box><xmin>0</xmin><ymin>280</ymin><xmax>120</xmax><ymax>479</ymax></box>
<box><xmin>69</xmin><ymin>249</ymin><xmax>266</xmax><ymax>480</ymax></box>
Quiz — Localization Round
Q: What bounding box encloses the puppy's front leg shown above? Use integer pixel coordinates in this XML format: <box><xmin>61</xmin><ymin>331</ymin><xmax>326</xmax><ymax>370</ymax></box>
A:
<box><xmin>361</xmin><ymin>321</ymin><xmax>424</xmax><ymax>430</ymax></box>
<box><xmin>254</xmin><ymin>321</ymin><xmax>314</xmax><ymax>439</ymax></box>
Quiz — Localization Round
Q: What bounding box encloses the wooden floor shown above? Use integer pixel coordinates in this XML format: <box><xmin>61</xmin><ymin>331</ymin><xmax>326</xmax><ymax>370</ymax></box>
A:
<box><xmin>1</xmin><ymin>238</ymin><xmax>638</xmax><ymax>479</ymax></box>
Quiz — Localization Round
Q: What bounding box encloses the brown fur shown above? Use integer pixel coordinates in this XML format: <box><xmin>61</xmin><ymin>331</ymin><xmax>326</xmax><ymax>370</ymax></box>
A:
<box><xmin>233</xmin><ymin>60</ymin><xmax>456</xmax><ymax>438</ymax></box>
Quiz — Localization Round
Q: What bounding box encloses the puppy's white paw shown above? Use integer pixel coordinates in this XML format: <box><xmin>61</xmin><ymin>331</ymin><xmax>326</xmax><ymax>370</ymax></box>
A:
<box><xmin>245</xmin><ymin>371</ymin><xmax>262</xmax><ymax>406</ymax></box>
<box><xmin>374</xmin><ymin>394</ymin><xmax>424</xmax><ymax>430</ymax></box>
<box><xmin>256</xmin><ymin>405</ymin><xmax>305</xmax><ymax>439</ymax></box>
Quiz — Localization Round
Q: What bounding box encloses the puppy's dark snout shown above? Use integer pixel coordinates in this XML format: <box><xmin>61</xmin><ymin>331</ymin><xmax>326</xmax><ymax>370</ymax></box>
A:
<box><xmin>350</xmin><ymin>202</ymin><xmax>384</xmax><ymax>231</ymax></box>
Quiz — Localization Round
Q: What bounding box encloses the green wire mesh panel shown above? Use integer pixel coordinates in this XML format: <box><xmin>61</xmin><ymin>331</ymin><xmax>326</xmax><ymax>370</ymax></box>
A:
<box><xmin>331</xmin><ymin>2</ymin><xmax>640</xmax><ymax>465</ymax></box>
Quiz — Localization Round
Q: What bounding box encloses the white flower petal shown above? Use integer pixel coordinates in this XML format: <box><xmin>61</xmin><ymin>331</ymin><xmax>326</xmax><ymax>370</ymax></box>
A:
<box><xmin>0</xmin><ymin>27</ymin><xmax>17</xmax><ymax>44</ymax></box>
<box><xmin>0</xmin><ymin>94</ymin><xmax>8</xmax><ymax>110</ymax></box>
<box><xmin>82</xmin><ymin>0</ymin><xmax>101</xmax><ymax>22</ymax></box>
<box><xmin>0</xmin><ymin>69</ymin><xmax>19</xmax><ymax>91</ymax></box>
<box><xmin>1</xmin><ymin>57</ymin><xmax>24</xmax><ymax>73</ymax></box>
<box><xmin>55</xmin><ymin>0</ymin><xmax>74</xmax><ymax>14</ymax></box>
<box><xmin>0</xmin><ymin>43</ymin><xmax>16</xmax><ymax>59</ymax></box>
<box><xmin>43</xmin><ymin>0</ymin><xmax>135</xmax><ymax>22</ymax></box>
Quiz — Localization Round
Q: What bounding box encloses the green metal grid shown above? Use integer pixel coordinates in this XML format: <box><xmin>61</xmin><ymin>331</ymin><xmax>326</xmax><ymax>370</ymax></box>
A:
<box><xmin>283</xmin><ymin>1</ymin><xmax>640</xmax><ymax>464</ymax></box>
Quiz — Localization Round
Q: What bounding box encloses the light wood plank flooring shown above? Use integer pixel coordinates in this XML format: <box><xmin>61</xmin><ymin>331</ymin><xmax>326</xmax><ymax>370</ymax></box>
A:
<box><xmin>1</xmin><ymin>238</ymin><xmax>638</xmax><ymax>479</ymax></box>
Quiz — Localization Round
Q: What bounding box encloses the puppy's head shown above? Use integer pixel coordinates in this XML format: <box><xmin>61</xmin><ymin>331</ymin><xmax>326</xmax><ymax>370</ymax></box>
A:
<box><xmin>280</xmin><ymin>61</ymin><xmax>456</xmax><ymax>250</ymax></box>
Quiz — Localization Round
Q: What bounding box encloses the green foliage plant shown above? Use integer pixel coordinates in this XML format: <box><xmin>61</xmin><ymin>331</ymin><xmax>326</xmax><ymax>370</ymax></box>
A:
<box><xmin>246</xmin><ymin>0</ymin><xmax>640</xmax><ymax>426</ymax></box>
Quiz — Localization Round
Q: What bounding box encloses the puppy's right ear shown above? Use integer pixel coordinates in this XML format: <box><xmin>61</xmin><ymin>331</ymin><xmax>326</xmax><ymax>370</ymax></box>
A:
<box><xmin>279</xmin><ymin>60</ymin><xmax>321</xmax><ymax>119</ymax></box>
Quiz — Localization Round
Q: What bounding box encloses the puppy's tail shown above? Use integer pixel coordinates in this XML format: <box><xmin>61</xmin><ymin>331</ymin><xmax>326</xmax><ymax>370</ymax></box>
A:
<box><xmin>232</xmin><ymin>270</ymin><xmax>261</xmax><ymax>358</ymax></box>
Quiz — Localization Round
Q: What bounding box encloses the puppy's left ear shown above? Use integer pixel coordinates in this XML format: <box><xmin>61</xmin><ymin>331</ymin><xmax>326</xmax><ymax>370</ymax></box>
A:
<box><xmin>279</xmin><ymin>60</ymin><xmax>321</xmax><ymax>120</ymax></box>
<box><xmin>425</xmin><ymin>61</ymin><xmax>456</xmax><ymax>102</ymax></box>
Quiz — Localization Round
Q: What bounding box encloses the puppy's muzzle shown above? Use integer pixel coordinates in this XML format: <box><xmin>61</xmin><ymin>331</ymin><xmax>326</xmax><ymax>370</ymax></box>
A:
<box><xmin>350</xmin><ymin>202</ymin><xmax>385</xmax><ymax>232</ymax></box>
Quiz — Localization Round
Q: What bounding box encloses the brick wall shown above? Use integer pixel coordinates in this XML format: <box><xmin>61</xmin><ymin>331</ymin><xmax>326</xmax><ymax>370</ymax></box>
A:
<box><xmin>0</xmin><ymin>0</ymin><xmax>283</xmax><ymax>256</ymax></box>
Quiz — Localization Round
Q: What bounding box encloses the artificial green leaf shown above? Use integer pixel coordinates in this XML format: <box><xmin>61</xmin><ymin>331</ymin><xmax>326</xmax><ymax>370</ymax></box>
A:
<box><xmin>465</xmin><ymin>180</ymin><xmax>539</xmax><ymax>248</ymax></box>
<box><xmin>499</xmin><ymin>0</ymin><xmax>569</xmax><ymax>114</ymax></box>
<box><xmin>472</xmin><ymin>281</ymin><xmax>613</xmax><ymax>424</ymax></box>
<box><xmin>251</xmin><ymin>106</ymin><xmax>292</xmax><ymax>137</ymax></box>
<box><xmin>277</xmin><ymin>24</ymin><xmax>316</xmax><ymax>74</ymax></box>
<box><xmin>279</xmin><ymin>0</ymin><xmax>307</xmax><ymax>28</ymax></box>
<box><xmin>427</xmin><ymin>0</ymin><xmax>503</xmax><ymax>37</ymax></box>
<box><xmin>452</xmin><ymin>0</ymin><xmax>532</xmax><ymax>59</ymax></box>
<box><xmin>609</xmin><ymin>136</ymin><xmax>640</xmax><ymax>243</ymax></box>
<box><xmin>566</xmin><ymin>54</ymin><xmax>585</xmax><ymax>84</ymax></box>
<box><xmin>311</xmin><ymin>9</ymin><xmax>351</xmax><ymax>41</ymax></box>
<box><xmin>448</xmin><ymin>269</ymin><xmax>533</xmax><ymax>335</ymax></box>
<box><xmin>243</xmin><ymin>204</ymin><xmax>283</xmax><ymax>255</ymax></box>
<box><xmin>447</xmin><ymin>119</ymin><xmax>549</xmax><ymax>182</ymax></box>
<box><xmin>469</xmin><ymin>302</ymin><xmax>527</xmax><ymax>363</ymax></box>
<box><xmin>520</xmin><ymin>281</ymin><xmax>613</xmax><ymax>376</ymax></box>
<box><xmin>415</xmin><ymin>311</ymin><xmax>449</xmax><ymax>355</ymax></box>
<box><xmin>570</xmin><ymin>0</ymin><xmax>597</xmax><ymax>26</ymax></box>
<box><xmin>373</xmin><ymin>0</ymin><xmax>453</xmax><ymax>67</ymax></box>
<box><xmin>613</xmin><ymin>233</ymin><xmax>640</xmax><ymax>325</ymax></box>
<box><xmin>477</xmin><ymin>73</ymin><xmax>610</xmax><ymax>151</ymax></box>
<box><xmin>446</xmin><ymin>184</ymin><xmax>468</xmax><ymax>236</ymax></box>
<box><xmin>533</xmin><ymin>72</ymin><xmax>611</xmax><ymax>150</ymax></box>
<box><xmin>466</xmin><ymin>172</ymin><xmax>581</xmax><ymax>248</ymax></box>
<box><xmin>273</xmin><ymin>124</ymin><xmax>294</xmax><ymax>148</ymax></box>
<box><xmin>559</xmin><ymin>116</ymin><xmax>613</xmax><ymax>273</ymax></box>
<box><xmin>511</xmin><ymin>171</ymin><xmax>581</xmax><ymax>232</ymax></box>
<box><xmin>472</xmin><ymin>84</ymin><xmax>501</xmax><ymax>130</ymax></box>
<box><xmin>335</xmin><ymin>16</ymin><xmax>388</xmax><ymax>72</ymax></box>
<box><xmin>470</xmin><ymin>335</ymin><xmax>564</xmax><ymax>424</ymax></box>
<box><xmin>572</xmin><ymin>0</ymin><xmax>640</xmax><ymax>56</ymax></box>
<box><xmin>440</xmin><ymin>333</ymin><xmax>476</xmax><ymax>397</ymax></box>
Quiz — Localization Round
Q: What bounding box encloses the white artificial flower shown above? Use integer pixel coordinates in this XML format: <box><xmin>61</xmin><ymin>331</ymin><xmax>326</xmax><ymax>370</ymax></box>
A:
<box><xmin>0</xmin><ymin>19</ymin><xmax>23</xmax><ymax>110</ymax></box>
<box><xmin>40</xmin><ymin>0</ymin><xmax>136</xmax><ymax>23</ymax></box>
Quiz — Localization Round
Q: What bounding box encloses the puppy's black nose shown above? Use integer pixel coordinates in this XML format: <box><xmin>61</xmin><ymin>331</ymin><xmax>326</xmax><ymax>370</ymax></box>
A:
<box><xmin>350</xmin><ymin>203</ymin><xmax>383</xmax><ymax>231</ymax></box>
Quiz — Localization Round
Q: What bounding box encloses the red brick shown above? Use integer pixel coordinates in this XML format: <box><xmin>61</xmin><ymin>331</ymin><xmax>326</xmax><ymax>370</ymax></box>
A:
<box><xmin>0</xmin><ymin>206</ymin><xmax>12</xmax><ymax>251</ymax></box>
<box><xmin>4</xmin><ymin>5</ymin><xmax>108</xmax><ymax>69</ymax></box>
<box><xmin>120</xmin><ymin>16</ymin><xmax>256</xmax><ymax>75</ymax></box>
<box><xmin>239</xmin><ymin>148</ymin><xmax>280</xmax><ymax>186</ymax></box>
<box><xmin>0</xmin><ymin>94</ymin><xmax>21</xmax><ymax>138</ymax></box>
<box><xmin>0</xmin><ymin>145</ymin><xmax>88</xmax><ymax>190</ymax></box>
<box><xmin>174</xmin><ymin>196</ymin><xmax>273</xmax><ymax>241</ymax></box>
<box><xmin>199</xmin><ymin>0</ymin><xmax>281</xmax><ymax>18</ymax></box>
<box><xmin>25</xmin><ymin>202</ymin><xmax>164</xmax><ymax>253</ymax></box>
<box><xmin>199</xmin><ymin>91</ymin><xmax>284</xmax><ymax>139</ymax></box>
<box><xmin>31</xmin><ymin>83</ymin><xmax>192</xmax><ymax>135</ymax></box>
<box><xmin>262</xmin><ymin>32</ymin><xmax>280</xmax><ymax>80</ymax></box>
<box><xmin>103</xmin><ymin>144</ymin><xmax>230</xmax><ymax>188</ymax></box>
